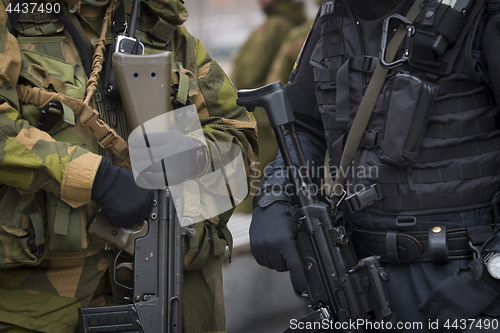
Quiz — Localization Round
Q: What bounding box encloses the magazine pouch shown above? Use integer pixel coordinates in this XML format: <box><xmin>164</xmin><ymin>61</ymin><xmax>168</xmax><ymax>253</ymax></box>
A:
<box><xmin>379</xmin><ymin>73</ymin><xmax>437</xmax><ymax>167</ymax></box>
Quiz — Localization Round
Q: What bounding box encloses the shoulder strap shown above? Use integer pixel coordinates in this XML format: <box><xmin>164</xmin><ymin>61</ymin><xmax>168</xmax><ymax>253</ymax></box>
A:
<box><xmin>17</xmin><ymin>84</ymin><xmax>132</xmax><ymax>169</ymax></box>
<box><xmin>331</xmin><ymin>0</ymin><xmax>423</xmax><ymax>201</ymax></box>
<box><xmin>5</xmin><ymin>0</ymin><xmax>23</xmax><ymax>35</ymax></box>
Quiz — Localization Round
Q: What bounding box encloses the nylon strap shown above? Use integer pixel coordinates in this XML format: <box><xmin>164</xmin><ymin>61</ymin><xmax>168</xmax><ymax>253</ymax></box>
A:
<box><xmin>332</xmin><ymin>0</ymin><xmax>423</xmax><ymax>198</ymax></box>
<box><xmin>15</xmin><ymin>0</ymin><xmax>131</xmax><ymax>169</ymax></box>
<box><xmin>84</xmin><ymin>0</ymin><xmax>119</xmax><ymax>105</ymax></box>
<box><xmin>16</xmin><ymin>84</ymin><xmax>132</xmax><ymax>169</ymax></box>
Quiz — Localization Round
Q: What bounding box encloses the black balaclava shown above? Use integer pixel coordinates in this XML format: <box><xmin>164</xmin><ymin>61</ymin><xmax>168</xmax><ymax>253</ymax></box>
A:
<box><xmin>344</xmin><ymin>0</ymin><xmax>405</xmax><ymax>19</ymax></box>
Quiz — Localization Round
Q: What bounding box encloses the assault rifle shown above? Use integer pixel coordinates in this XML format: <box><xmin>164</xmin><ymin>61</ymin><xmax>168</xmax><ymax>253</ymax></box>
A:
<box><xmin>78</xmin><ymin>50</ymin><xmax>187</xmax><ymax>332</ymax></box>
<box><xmin>78</xmin><ymin>189</ymin><xmax>185</xmax><ymax>333</ymax></box>
<box><xmin>237</xmin><ymin>82</ymin><xmax>398</xmax><ymax>333</ymax></box>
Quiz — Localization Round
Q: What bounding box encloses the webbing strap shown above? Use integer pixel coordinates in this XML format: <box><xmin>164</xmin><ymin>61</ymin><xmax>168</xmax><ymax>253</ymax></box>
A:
<box><xmin>113</xmin><ymin>0</ymin><xmax>127</xmax><ymax>34</ymax></box>
<box><xmin>381</xmin><ymin>184</ymin><xmax>500</xmax><ymax>212</ymax></box>
<box><xmin>335</xmin><ymin>60</ymin><xmax>351</xmax><ymax>124</ymax></box>
<box><xmin>386</xmin><ymin>230</ymin><xmax>401</xmax><ymax>265</ymax></box>
<box><xmin>84</xmin><ymin>0</ymin><xmax>119</xmax><ymax>105</ymax></box>
<box><xmin>16</xmin><ymin>84</ymin><xmax>131</xmax><ymax>169</ymax></box>
<box><xmin>378</xmin><ymin>161</ymin><xmax>500</xmax><ymax>184</ymax></box>
<box><xmin>425</xmin><ymin>115</ymin><xmax>499</xmax><ymax>138</ymax></box>
<box><xmin>431</xmin><ymin>91</ymin><xmax>493</xmax><ymax>115</ymax></box>
<box><xmin>313</xmin><ymin>67</ymin><xmax>339</xmax><ymax>83</ymax></box>
<box><xmin>417</xmin><ymin>136</ymin><xmax>500</xmax><ymax>163</ymax></box>
<box><xmin>332</xmin><ymin>0</ymin><xmax>423</xmax><ymax>198</ymax></box>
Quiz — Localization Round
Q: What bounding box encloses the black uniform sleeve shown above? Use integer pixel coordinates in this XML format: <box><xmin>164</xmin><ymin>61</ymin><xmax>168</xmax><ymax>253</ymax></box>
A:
<box><xmin>257</xmin><ymin>8</ymin><xmax>327</xmax><ymax>196</ymax></box>
<box><xmin>284</xmin><ymin>8</ymin><xmax>324</xmax><ymax>142</ymax></box>
<box><xmin>482</xmin><ymin>13</ymin><xmax>500</xmax><ymax>106</ymax></box>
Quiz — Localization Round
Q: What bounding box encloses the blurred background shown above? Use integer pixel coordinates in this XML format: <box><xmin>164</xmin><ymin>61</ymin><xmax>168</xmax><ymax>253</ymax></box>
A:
<box><xmin>182</xmin><ymin>0</ymin><xmax>319</xmax><ymax>332</ymax></box>
<box><xmin>184</xmin><ymin>0</ymin><xmax>318</xmax><ymax>74</ymax></box>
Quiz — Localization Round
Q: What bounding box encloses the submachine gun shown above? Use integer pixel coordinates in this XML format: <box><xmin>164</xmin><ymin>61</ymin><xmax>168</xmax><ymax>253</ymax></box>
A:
<box><xmin>237</xmin><ymin>82</ymin><xmax>398</xmax><ymax>333</ymax></box>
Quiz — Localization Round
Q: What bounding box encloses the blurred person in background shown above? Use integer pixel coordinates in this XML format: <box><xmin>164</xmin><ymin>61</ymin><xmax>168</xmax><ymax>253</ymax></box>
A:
<box><xmin>231</xmin><ymin>0</ymin><xmax>306</xmax><ymax>215</ymax></box>
<box><xmin>266</xmin><ymin>0</ymin><xmax>321</xmax><ymax>85</ymax></box>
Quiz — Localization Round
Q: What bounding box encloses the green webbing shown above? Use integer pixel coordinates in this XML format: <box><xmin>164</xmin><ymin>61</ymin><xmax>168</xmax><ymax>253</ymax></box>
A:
<box><xmin>175</xmin><ymin>71</ymin><xmax>189</xmax><ymax>105</ymax></box>
<box><xmin>332</xmin><ymin>0</ymin><xmax>423</xmax><ymax>199</ymax></box>
<box><xmin>60</xmin><ymin>102</ymin><xmax>76</xmax><ymax>126</ymax></box>
<box><xmin>53</xmin><ymin>201</ymin><xmax>70</xmax><ymax>236</ymax></box>
<box><xmin>28</xmin><ymin>212</ymin><xmax>45</xmax><ymax>247</ymax></box>
<box><xmin>38</xmin><ymin>23</ymin><xmax>57</xmax><ymax>36</ymax></box>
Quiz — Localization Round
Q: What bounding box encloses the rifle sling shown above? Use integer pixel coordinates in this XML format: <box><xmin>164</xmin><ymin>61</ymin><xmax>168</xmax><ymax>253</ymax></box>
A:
<box><xmin>17</xmin><ymin>84</ymin><xmax>132</xmax><ymax>169</ymax></box>
<box><xmin>332</xmin><ymin>0</ymin><xmax>423</xmax><ymax>199</ymax></box>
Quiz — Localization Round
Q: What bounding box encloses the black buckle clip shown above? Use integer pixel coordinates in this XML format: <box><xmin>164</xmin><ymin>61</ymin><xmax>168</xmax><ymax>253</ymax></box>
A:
<box><xmin>345</xmin><ymin>184</ymin><xmax>383</xmax><ymax>213</ymax></box>
<box><xmin>27</xmin><ymin>227</ymin><xmax>45</xmax><ymax>258</ymax></box>
<box><xmin>360</xmin><ymin>130</ymin><xmax>380</xmax><ymax>149</ymax></box>
<box><xmin>380</xmin><ymin>14</ymin><xmax>415</xmax><ymax>69</ymax></box>
<box><xmin>38</xmin><ymin>101</ymin><xmax>63</xmax><ymax>132</ymax></box>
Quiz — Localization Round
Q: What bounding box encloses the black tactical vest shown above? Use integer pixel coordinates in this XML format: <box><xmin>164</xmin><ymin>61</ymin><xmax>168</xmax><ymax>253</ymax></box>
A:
<box><xmin>312</xmin><ymin>0</ymin><xmax>500</xmax><ymax>216</ymax></box>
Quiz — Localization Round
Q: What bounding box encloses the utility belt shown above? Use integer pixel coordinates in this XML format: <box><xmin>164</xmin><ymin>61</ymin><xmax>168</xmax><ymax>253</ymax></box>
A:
<box><xmin>352</xmin><ymin>224</ymin><xmax>495</xmax><ymax>265</ymax></box>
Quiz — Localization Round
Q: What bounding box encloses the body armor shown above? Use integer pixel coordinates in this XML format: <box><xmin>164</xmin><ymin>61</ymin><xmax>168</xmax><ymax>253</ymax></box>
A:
<box><xmin>312</xmin><ymin>0</ymin><xmax>500</xmax><ymax>216</ymax></box>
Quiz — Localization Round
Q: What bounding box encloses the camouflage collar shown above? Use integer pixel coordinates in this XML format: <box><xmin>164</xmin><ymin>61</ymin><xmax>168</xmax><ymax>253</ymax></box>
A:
<box><xmin>265</xmin><ymin>1</ymin><xmax>306</xmax><ymax>26</ymax></box>
<box><xmin>57</xmin><ymin>0</ymin><xmax>188</xmax><ymax>25</ymax></box>
<box><xmin>140</xmin><ymin>0</ymin><xmax>188</xmax><ymax>26</ymax></box>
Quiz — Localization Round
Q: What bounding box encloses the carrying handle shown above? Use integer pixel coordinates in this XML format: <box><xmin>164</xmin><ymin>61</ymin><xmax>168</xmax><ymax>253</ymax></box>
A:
<box><xmin>237</xmin><ymin>81</ymin><xmax>316</xmax><ymax>208</ymax></box>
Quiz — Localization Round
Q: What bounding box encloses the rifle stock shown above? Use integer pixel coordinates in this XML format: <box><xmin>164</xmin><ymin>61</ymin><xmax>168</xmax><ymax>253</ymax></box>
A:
<box><xmin>237</xmin><ymin>82</ymin><xmax>398</xmax><ymax>333</ymax></box>
<box><xmin>78</xmin><ymin>51</ymin><xmax>184</xmax><ymax>333</ymax></box>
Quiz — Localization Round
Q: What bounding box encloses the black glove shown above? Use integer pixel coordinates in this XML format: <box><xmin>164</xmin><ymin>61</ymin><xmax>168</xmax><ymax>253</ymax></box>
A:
<box><xmin>91</xmin><ymin>157</ymin><xmax>155</xmax><ymax>228</ymax></box>
<box><xmin>418</xmin><ymin>269</ymin><xmax>500</xmax><ymax>332</ymax></box>
<box><xmin>128</xmin><ymin>128</ymin><xmax>206</xmax><ymax>188</ymax></box>
<box><xmin>250</xmin><ymin>192</ymin><xmax>307</xmax><ymax>294</ymax></box>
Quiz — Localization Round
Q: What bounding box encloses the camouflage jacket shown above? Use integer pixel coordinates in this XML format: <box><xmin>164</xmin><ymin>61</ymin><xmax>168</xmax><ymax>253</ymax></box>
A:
<box><xmin>230</xmin><ymin>0</ymin><xmax>307</xmax><ymax>89</ymax></box>
<box><xmin>267</xmin><ymin>19</ymin><xmax>315</xmax><ymax>85</ymax></box>
<box><xmin>0</xmin><ymin>0</ymin><xmax>258</xmax><ymax>266</ymax></box>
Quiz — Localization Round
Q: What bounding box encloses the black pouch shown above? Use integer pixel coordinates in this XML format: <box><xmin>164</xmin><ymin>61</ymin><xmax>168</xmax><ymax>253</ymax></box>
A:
<box><xmin>379</xmin><ymin>73</ymin><xmax>437</xmax><ymax>167</ymax></box>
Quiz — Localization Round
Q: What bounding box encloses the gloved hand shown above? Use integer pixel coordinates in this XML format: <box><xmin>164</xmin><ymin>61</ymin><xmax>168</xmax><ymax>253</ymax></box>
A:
<box><xmin>91</xmin><ymin>157</ymin><xmax>155</xmax><ymax>228</ymax></box>
<box><xmin>418</xmin><ymin>269</ymin><xmax>500</xmax><ymax>332</ymax></box>
<box><xmin>128</xmin><ymin>128</ymin><xmax>206</xmax><ymax>188</ymax></box>
<box><xmin>250</xmin><ymin>195</ymin><xmax>307</xmax><ymax>294</ymax></box>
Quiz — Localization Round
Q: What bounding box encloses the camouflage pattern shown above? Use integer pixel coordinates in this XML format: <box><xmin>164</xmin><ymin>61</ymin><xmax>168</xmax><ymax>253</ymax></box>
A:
<box><xmin>0</xmin><ymin>0</ymin><xmax>258</xmax><ymax>331</ymax></box>
<box><xmin>229</xmin><ymin>0</ymin><xmax>306</xmax><ymax>90</ymax></box>
<box><xmin>266</xmin><ymin>0</ymin><xmax>321</xmax><ymax>85</ymax></box>
<box><xmin>231</xmin><ymin>0</ymin><xmax>305</xmax><ymax>214</ymax></box>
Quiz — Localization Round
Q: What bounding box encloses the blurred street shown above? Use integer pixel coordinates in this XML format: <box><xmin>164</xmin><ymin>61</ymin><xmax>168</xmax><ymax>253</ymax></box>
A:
<box><xmin>223</xmin><ymin>214</ymin><xmax>310</xmax><ymax>333</ymax></box>
<box><xmin>184</xmin><ymin>0</ymin><xmax>318</xmax><ymax>73</ymax></box>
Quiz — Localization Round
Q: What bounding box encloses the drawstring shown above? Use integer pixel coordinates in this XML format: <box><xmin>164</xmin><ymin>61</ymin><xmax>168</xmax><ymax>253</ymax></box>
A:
<box><xmin>84</xmin><ymin>0</ymin><xmax>119</xmax><ymax>105</ymax></box>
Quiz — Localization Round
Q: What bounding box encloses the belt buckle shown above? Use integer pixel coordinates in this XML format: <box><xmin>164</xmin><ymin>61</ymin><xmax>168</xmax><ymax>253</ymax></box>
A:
<box><xmin>395</xmin><ymin>215</ymin><xmax>417</xmax><ymax>227</ymax></box>
<box><xmin>380</xmin><ymin>14</ymin><xmax>415</xmax><ymax>70</ymax></box>
<box><xmin>38</xmin><ymin>101</ymin><xmax>63</xmax><ymax>131</ymax></box>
